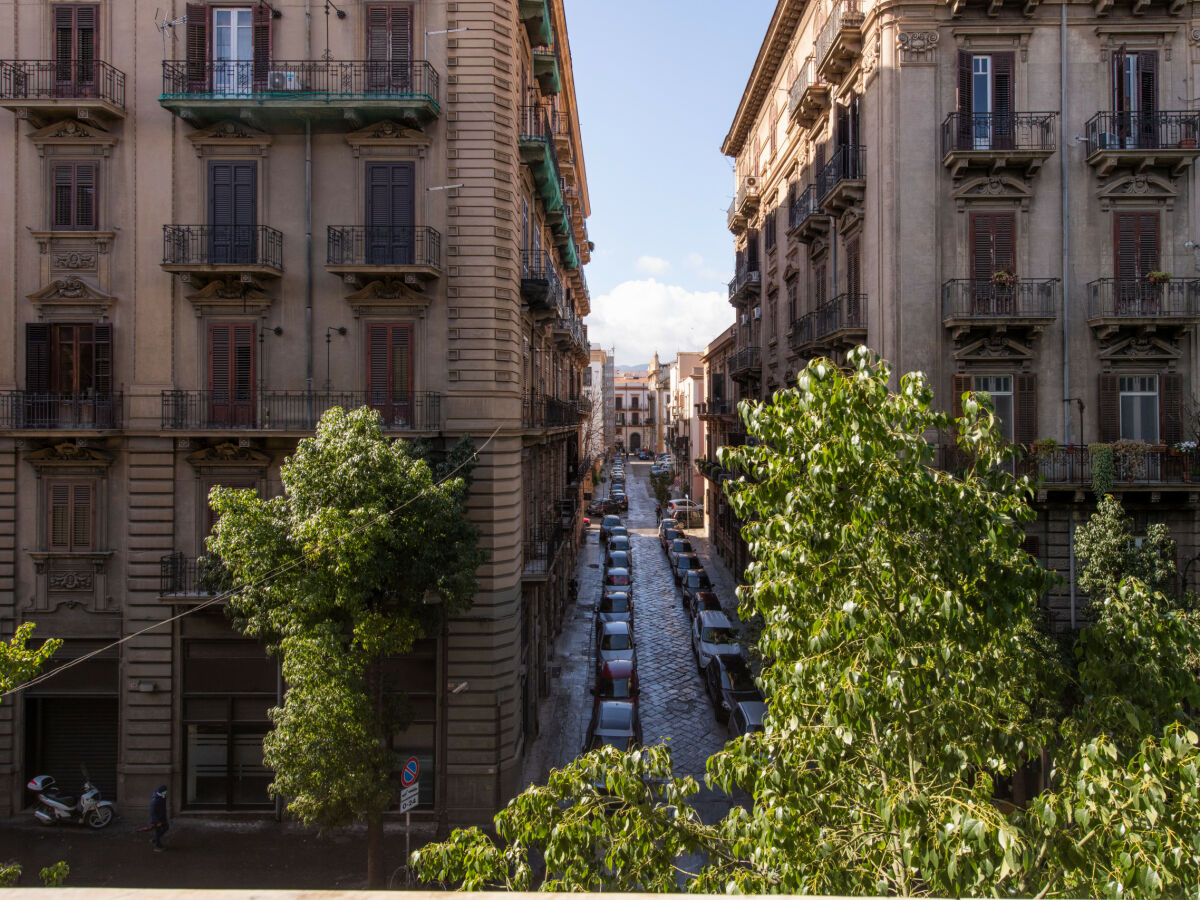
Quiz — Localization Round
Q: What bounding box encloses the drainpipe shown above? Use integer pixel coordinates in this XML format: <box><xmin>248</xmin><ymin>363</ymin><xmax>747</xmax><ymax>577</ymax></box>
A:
<box><xmin>305</xmin><ymin>2</ymin><xmax>314</xmax><ymax>399</ymax></box>
<box><xmin>1061</xmin><ymin>2</ymin><xmax>1076</xmax><ymax>630</ymax></box>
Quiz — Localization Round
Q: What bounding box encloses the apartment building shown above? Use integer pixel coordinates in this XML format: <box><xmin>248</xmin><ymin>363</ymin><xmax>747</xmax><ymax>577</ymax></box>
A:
<box><xmin>614</xmin><ymin>372</ymin><xmax>651</xmax><ymax>453</ymax></box>
<box><xmin>0</xmin><ymin>0</ymin><xmax>593</xmax><ymax>825</ymax></box>
<box><xmin>583</xmin><ymin>347</ymin><xmax>610</xmax><ymax>463</ymax></box>
<box><xmin>715</xmin><ymin>0</ymin><xmax>1200</xmax><ymax>621</ymax></box>
<box><xmin>665</xmin><ymin>352</ymin><xmax>705</xmax><ymax>501</ymax></box>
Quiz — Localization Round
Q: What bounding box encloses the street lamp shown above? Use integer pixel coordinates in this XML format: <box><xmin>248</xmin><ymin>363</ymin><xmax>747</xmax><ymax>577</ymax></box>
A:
<box><xmin>325</xmin><ymin>325</ymin><xmax>347</xmax><ymax>393</ymax></box>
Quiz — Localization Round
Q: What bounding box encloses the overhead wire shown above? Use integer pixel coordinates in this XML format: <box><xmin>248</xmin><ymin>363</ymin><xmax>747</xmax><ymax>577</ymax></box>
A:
<box><xmin>1</xmin><ymin>425</ymin><xmax>502</xmax><ymax>700</ymax></box>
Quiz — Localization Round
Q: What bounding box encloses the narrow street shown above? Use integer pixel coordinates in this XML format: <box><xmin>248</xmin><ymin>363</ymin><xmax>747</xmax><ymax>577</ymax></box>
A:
<box><xmin>522</xmin><ymin>458</ymin><xmax>736</xmax><ymax>825</ymax></box>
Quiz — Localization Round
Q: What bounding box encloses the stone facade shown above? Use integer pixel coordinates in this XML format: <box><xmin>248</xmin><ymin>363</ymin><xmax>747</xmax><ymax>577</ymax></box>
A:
<box><xmin>714</xmin><ymin>0</ymin><xmax>1200</xmax><ymax>619</ymax></box>
<box><xmin>0</xmin><ymin>0</ymin><xmax>593</xmax><ymax>825</ymax></box>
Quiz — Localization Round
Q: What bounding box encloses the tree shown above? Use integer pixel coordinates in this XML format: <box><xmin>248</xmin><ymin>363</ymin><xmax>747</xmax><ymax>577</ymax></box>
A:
<box><xmin>1074</xmin><ymin>493</ymin><xmax>1176</xmax><ymax>600</ymax></box>
<box><xmin>413</xmin><ymin>348</ymin><xmax>1200</xmax><ymax>897</ymax></box>
<box><xmin>207</xmin><ymin>407</ymin><xmax>486</xmax><ymax>889</ymax></box>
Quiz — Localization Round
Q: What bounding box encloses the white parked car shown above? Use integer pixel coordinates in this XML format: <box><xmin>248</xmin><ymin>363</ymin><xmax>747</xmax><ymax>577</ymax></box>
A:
<box><xmin>691</xmin><ymin>609</ymin><xmax>741</xmax><ymax>672</ymax></box>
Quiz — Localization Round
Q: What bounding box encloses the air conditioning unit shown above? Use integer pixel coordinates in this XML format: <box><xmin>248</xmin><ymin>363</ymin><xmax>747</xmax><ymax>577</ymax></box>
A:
<box><xmin>1095</xmin><ymin>132</ymin><xmax>1117</xmax><ymax>150</ymax></box>
<box><xmin>268</xmin><ymin>71</ymin><xmax>302</xmax><ymax>91</ymax></box>
<box><xmin>740</xmin><ymin>314</ymin><xmax>749</xmax><ymax>325</ymax></box>
<box><xmin>753</xmin><ymin>307</ymin><xmax>762</xmax><ymax>320</ymax></box>
<box><xmin>745</xmin><ymin>176</ymin><xmax>758</xmax><ymax>187</ymax></box>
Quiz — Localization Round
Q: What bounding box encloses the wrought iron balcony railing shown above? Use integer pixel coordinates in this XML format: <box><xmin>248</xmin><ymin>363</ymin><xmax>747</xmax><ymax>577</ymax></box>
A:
<box><xmin>0</xmin><ymin>59</ymin><xmax>126</xmax><ymax>108</ymax></box>
<box><xmin>697</xmin><ymin>400</ymin><xmax>733</xmax><ymax>417</ymax></box>
<box><xmin>728</xmin><ymin>265</ymin><xmax>762</xmax><ymax>301</ymax></box>
<box><xmin>788</xmin><ymin>183</ymin><xmax>820</xmax><ymax>232</ymax></box>
<box><xmin>1083</xmin><ymin>111</ymin><xmax>1200</xmax><ymax>155</ymax></box>
<box><xmin>815</xmin><ymin>292</ymin><xmax>867</xmax><ymax>341</ymax></box>
<box><xmin>160</xmin><ymin>553</ymin><xmax>231</xmax><ymax>598</ymax></box>
<box><xmin>788</xmin><ymin>55</ymin><xmax>819</xmax><ymax>118</ymax></box>
<box><xmin>160</xmin><ymin>390</ymin><xmax>441</xmax><ymax>431</ymax></box>
<box><xmin>815</xmin><ymin>0</ymin><xmax>865</xmax><ymax>72</ymax></box>
<box><xmin>816</xmin><ymin>144</ymin><xmax>865</xmax><ymax>203</ymax></box>
<box><xmin>521</xmin><ymin>248</ymin><xmax>565</xmax><ymax>311</ymax></box>
<box><xmin>941</xmin><ymin>278</ymin><xmax>1059</xmax><ymax>320</ymax></box>
<box><xmin>936</xmin><ymin>442</ymin><xmax>1200</xmax><ymax>488</ymax></box>
<box><xmin>941</xmin><ymin>112</ymin><xmax>1058</xmax><ymax>155</ymax></box>
<box><xmin>1086</xmin><ymin>278</ymin><xmax>1200</xmax><ymax>320</ymax></box>
<box><xmin>523</xmin><ymin>392</ymin><xmax>585</xmax><ymax>428</ymax></box>
<box><xmin>0</xmin><ymin>392</ymin><xmax>122</xmax><ymax>430</ymax></box>
<box><xmin>160</xmin><ymin>59</ymin><xmax>439</xmax><ymax>104</ymax></box>
<box><xmin>162</xmin><ymin>225</ymin><xmax>283</xmax><ymax>270</ymax></box>
<box><xmin>523</xmin><ymin>521</ymin><xmax>564</xmax><ymax>577</ymax></box>
<box><xmin>326</xmin><ymin>225</ymin><xmax>442</xmax><ymax>270</ymax></box>
<box><xmin>730</xmin><ymin>346</ymin><xmax>761</xmax><ymax>376</ymax></box>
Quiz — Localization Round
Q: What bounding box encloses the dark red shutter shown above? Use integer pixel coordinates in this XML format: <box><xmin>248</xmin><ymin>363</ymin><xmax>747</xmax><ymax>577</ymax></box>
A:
<box><xmin>71</xmin><ymin>483</ymin><xmax>92</xmax><ymax>549</ymax></box>
<box><xmin>1015</xmin><ymin>373</ymin><xmax>1037</xmax><ymax>445</ymax></box>
<box><xmin>26</xmin><ymin>324</ymin><xmax>51</xmax><ymax>395</ymax></box>
<box><xmin>75</xmin><ymin>163</ymin><xmax>96</xmax><ymax>229</ymax></box>
<box><xmin>1138</xmin><ymin>50</ymin><xmax>1158</xmax><ymax>148</ymax></box>
<box><xmin>366</xmin><ymin>5</ymin><xmax>412</xmax><ymax>90</ymax></box>
<box><xmin>366</xmin><ymin>324</ymin><xmax>413</xmax><ymax>425</ymax></box>
<box><xmin>992</xmin><ymin>52</ymin><xmax>1015</xmax><ymax>150</ymax></box>
<box><xmin>208</xmin><ymin>323</ymin><xmax>255</xmax><ymax>426</ymax></box>
<box><xmin>845</xmin><ymin>237</ymin><xmax>862</xmax><ymax>325</ymax></box>
<box><xmin>951</xmin><ymin>373</ymin><xmax>972</xmax><ymax>418</ymax></box>
<box><xmin>1114</xmin><ymin>45</ymin><xmax>1128</xmax><ymax>113</ymax></box>
<box><xmin>957</xmin><ymin>50</ymin><xmax>973</xmax><ymax>151</ymax></box>
<box><xmin>252</xmin><ymin>3</ymin><xmax>272</xmax><ymax>91</ymax></box>
<box><xmin>49</xmin><ymin>483</ymin><xmax>70</xmax><ymax>549</ymax></box>
<box><xmin>48</xmin><ymin>482</ymin><xmax>92</xmax><ymax>551</ymax></box>
<box><xmin>1160</xmin><ymin>373</ymin><xmax>1182</xmax><ymax>445</ymax></box>
<box><xmin>1114</xmin><ymin>211</ymin><xmax>1159</xmax><ymax>282</ymax></box>
<box><xmin>1099</xmin><ymin>374</ymin><xmax>1119</xmax><ymax>443</ymax></box>
<box><xmin>53</xmin><ymin>5</ymin><xmax>98</xmax><ymax>94</ymax></box>
<box><xmin>53</xmin><ymin>165</ymin><xmax>73</xmax><ymax>229</ymax></box>
<box><xmin>186</xmin><ymin>3</ymin><xmax>209</xmax><ymax>92</ymax></box>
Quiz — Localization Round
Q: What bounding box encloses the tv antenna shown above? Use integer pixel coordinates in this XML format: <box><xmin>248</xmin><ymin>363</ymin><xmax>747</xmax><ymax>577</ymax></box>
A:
<box><xmin>155</xmin><ymin>8</ymin><xmax>187</xmax><ymax>60</ymax></box>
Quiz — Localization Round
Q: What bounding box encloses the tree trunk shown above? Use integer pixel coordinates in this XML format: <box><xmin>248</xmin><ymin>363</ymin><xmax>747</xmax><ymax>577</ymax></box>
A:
<box><xmin>367</xmin><ymin>809</ymin><xmax>383</xmax><ymax>889</ymax></box>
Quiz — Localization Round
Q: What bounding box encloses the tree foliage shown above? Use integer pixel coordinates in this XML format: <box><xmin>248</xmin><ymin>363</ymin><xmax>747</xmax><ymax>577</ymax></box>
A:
<box><xmin>413</xmin><ymin>349</ymin><xmax>1200</xmax><ymax>897</ymax></box>
<box><xmin>0</xmin><ymin>623</ymin><xmax>59</xmax><ymax>698</ymax></box>
<box><xmin>1074</xmin><ymin>493</ymin><xmax>1176</xmax><ymax>600</ymax></box>
<box><xmin>208</xmin><ymin>407</ymin><xmax>486</xmax><ymax>886</ymax></box>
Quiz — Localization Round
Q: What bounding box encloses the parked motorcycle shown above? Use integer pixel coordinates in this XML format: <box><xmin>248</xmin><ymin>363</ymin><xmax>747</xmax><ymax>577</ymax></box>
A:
<box><xmin>27</xmin><ymin>770</ymin><xmax>115</xmax><ymax>828</ymax></box>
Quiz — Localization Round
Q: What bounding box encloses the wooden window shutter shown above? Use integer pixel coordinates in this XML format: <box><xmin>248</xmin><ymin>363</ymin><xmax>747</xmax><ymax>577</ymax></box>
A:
<box><xmin>390</xmin><ymin>325</ymin><xmax>412</xmax><ymax>398</ymax></box>
<box><xmin>53</xmin><ymin>164</ymin><xmax>74</xmax><ymax>229</ymax></box>
<box><xmin>49</xmin><ymin>481</ymin><xmax>92</xmax><ymax>551</ymax></box>
<box><xmin>951</xmin><ymin>373</ymin><xmax>972</xmax><ymax>418</ymax></box>
<box><xmin>71</xmin><ymin>483</ymin><xmax>92</xmax><ymax>549</ymax></box>
<box><xmin>994</xmin><ymin>213</ymin><xmax>1015</xmax><ymax>275</ymax></box>
<box><xmin>186</xmin><ymin>3</ymin><xmax>209</xmax><ymax>92</ymax></box>
<box><xmin>75</xmin><ymin>163</ymin><xmax>96</xmax><ymax>229</ymax></box>
<box><xmin>992</xmin><ymin>52</ymin><xmax>1015</xmax><ymax>150</ymax></box>
<box><xmin>1160</xmin><ymin>372</ymin><xmax>1182</xmax><ymax>445</ymax></box>
<box><xmin>1138</xmin><ymin>50</ymin><xmax>1158</xmax><ymax>114</ymax></box>
<box><xmin>367</xmin><ymin>324</ymin><xmax>389</xmax><ymax>399</ymax></box>
<box><xmin>1015</xmin><ymin>373</ymin><xmax>1037</xmax><ymax>445</ymax></box>
<box><xmin>49</xmin><ymin>482</ymin><xmax>71</xmax><ymax>549</ymax></box>
<box><xmin>232</xmin><ymin>324</ymin><xmax>254</xmax><ymax>399</ymax></box>
<box><xmin>252</xmin><ymin>3</ymin><xmax>272</xmax><ymax>90</ymax></box>
<box><xmin>970</xmin><ymin>213</ymin><xmax>1015</xmax><ymax>281</ymax></box>
<box><xmin>1138</xmin><ymin>212</ymin><xmax>1159</xmax><ymax>278</ymax></box>
<box><xmin>92</xmin><ymin>323</ymin><xmax>112</xmax><ymax>395</ymax></box>
<box><xmin>1099</xmin><ymin>374</ymin><xmax>1120</xmax><ymax>443</ymax></box>
<box><xmin>846</xmin><ymin>236</ymin><xmax>861</xmax><ymax>297</ymax></box>
<box><xmin>956</xmin><ymin>50</ymin><xmax>973</xmax><ymax>150</ymax></box>
<box><xmin>1114</xmin><ymin>211</ymin><xmax>1158</xmax><ymax>281</ymax></box>
<box><xmin>746</xmin><ymin>230</ymin><xmax>759</xmax><ymax>268</ymax></box>
<box><xmin>210</xmin><ymin>323</ymin><xmax>231</xmax><ymax>399</ymax></box>
<box><xmin>813</xmin><ymin>262</ymin><xmax>826</xmax><ymax>308</ymax></box>
<box><xmin>1020</xmin><ymin>534</ymin><xmax>1040</xmax><ymax>560</ymax></box>
<box><xmin>26</xmin><ymin>324</ymin><xmax>51</xmax><ymax>395</ymax></box>
<box><xmin>391</xmin><ymin>6</ymin><xmax>412</xmax><ymax>83</ymax></box>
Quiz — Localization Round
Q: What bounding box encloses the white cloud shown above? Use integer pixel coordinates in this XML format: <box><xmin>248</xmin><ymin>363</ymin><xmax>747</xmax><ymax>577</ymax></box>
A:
<box><xmin>586</xmin><ymin>279</ymin><xmax>731</xmax><ymax>366</ymax></box>
<box><xmin>634</xmin><ymin>255</ymin><xmax>671</xmax><ymax>276</ymax></box>
<box><xmin>684</xmin><ymin>251</ymin><xmax>726</xmax><ymax>284</ymax></box>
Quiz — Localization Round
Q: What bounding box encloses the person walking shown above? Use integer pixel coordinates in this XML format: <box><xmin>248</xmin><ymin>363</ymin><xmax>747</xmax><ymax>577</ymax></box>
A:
<box><xmin>655</xmin><ymin>503</ymin><xmax>662</xmax><ymax>523</ymax></box>
<box><xmin>149</xmin><ymin>785</ymin><xmax>169</xmax><ymax>852</ymax></box>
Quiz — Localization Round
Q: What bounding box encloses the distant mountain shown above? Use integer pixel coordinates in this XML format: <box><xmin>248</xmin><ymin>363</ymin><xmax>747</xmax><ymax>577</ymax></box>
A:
<box><xmin>616</xmin><ymin>363</ymin><xmax>650</xmax><ymax>375</ymax></box>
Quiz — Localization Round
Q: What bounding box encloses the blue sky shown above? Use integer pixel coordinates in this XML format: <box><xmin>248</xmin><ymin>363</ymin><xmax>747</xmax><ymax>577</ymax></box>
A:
<box><xmin>564</xmin><ymin>1</ymin><xmax>775</xmax><ymax>368</ymax></box>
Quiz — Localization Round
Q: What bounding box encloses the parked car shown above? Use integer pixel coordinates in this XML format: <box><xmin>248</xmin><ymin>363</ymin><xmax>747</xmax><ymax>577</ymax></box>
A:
<box><xmin>611</xmin><ymin>492</ymin><xmax>629</xmax><ymax>511</ymax></box>
<box><xmin>583</xmin><ymin>699</ymin><xmax>642</xmax><ymax>752</ymax></box>
<box><xmin>668</xmin><ymin>498</ymin><xmax>703</xmax><ymax>517</ymax></box>
<box><xmin>593</xmin><ymin>658</ymin><xmax>639</xmax><ymax>703</ymax></box>
<box><xmin>704</xmin><ymin>653</ymin><xmax>762</xmax><ymax>724</ymax></box>
<box><xmin>692</xmin><ymin>609</ymin><xmax>741</xmax><ymax>671</ymax></box>
<box><xmin>586</xmin><ymin>499</ymin><xmax>607</xmax><ymax>517</ymax></box>
<box><xmin>680</xmin><ymin>568</ymin><xmax>714</xmax><ymax>608</ymax></box>
<box><xmin>607</xmin><ymin>534</ymin><xmax>631</xmax><ymax>556</ymax></box>
<box><xmin>602</xmin><ymin>567</ymin><xmax>631</xmax><ymax>590</ymax></box>
<box><xmin>639</xmin><ymin>449</ymin><xmax>651</xmax><ymax>460</ymax></box>
<box><xmin>657</xmin><ymin>519</ymin><xmax>679</xmax><ymax>545</ymax></box>
<box><xmin>608</xmin><ymin>525</ymin><xmax>629</xmax><ymax>544</ymax></box>
<box><xmin>596</xmin><ymin>590</ymin><xmax>633</xmax><ymax>626</ymax></box>
<box><xmin>666</xmin><ymin>538</ymin><xmax>695</xmax><ymax>572</ymax></box>
<box><xmin>599</xmin><ymin>515</ymin><xmax>622</xmax><ymax>543</ymax></box>
<box><xmin>688</xmin><ymin>589</ymin><xmax>722</xmax><ymax>619</ymax></box>
<box><xmin>649</xmin><ymin>465</ymin><xmax>666</xmax><ymax>477</ymax></box>
<box><xmin>599</xmin><ymin>498</ymin><xmax>622</xmax><ymax>515</ymax></box>
<box><xmin>727</xmin><ymin>700</ymin><xmax>766</xmax><ymax>739</ymax></box>
<box><xmin>672</xmin><ymin>552</ymin><xmax>704</xmax><ymax>584</ymax></box>
<box><xmin>597</xmin><ymin>620</ymin><xmax>636</xmax><ymax>665</ymax></box>
<box><xmin>604</xmin><ymin>549</ymin><xmax>632</xmax><ymax>574</ymax></box>
<box><xmin>659</xmin><ymin>527</ymin><xmax>683</xmax><ymax>553</ymax></box>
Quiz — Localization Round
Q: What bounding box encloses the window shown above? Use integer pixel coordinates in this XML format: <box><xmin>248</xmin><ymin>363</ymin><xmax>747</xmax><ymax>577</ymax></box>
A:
<box><xmin>366</xmin><ymin>161</ymin><xmax>415</xmax><ymax>265</ymax></box>
<box><xmin>632</xmin><ymin>412</ymin><xmax>640</xmax><ymax>425</ymax></box>
<box><xmin>955</xmin><ymin>51</ymin><xmax>1014</xmax><ymax>151</ymax></box>
<box><xmin>48</xmin><ymin>481</ymin><xmax>93</xmax><ymax>551</ymax></box>
<box><xmin>767</xmin><ymin>291</ymin><xmax>778</xmax><ymax>338</ymax></box>
<box><xmin>52</xmin><ymin>163</ymin><xmax>97</xmax><ymax>230</ymax></box>
<box><xmin>812</xmin><ymin>261</ymin><xmax>826</xmax><ymax>309</ymax></box>
<box><xmin>973</xmin><ymin>375</ymin><xmax>1014</xmax><ymax>441</ymax></box>
<box><xmin>185</xmin><ymin>3</ymin><xmax>271</xmax><ymax>93</ymax></box>
<box><xmin>1112</xmin><ymin>50</ymin><xmax>1158</xmax><ymax>149</ymax></box>
<box><xmin>208</xmin><ymin>161</ymin><xmax>258</xmax><ymax>264</ymax></box>
<box><xmin>53</xmin><ymin>4</ymin><xmax>98</xmax><ymax>94</ymax></box>
<box><xmin>1119</xmin><ymin>375</ymin><xmax>1159</xmax><ymax>442</ymax></box>
<box><xmin>616</xmin><ymin>413</ymin><xmax>625</xmax><ymax>425</ymax></box>
<box><xmin>764</xmin><ymin>207</ymin><xmax>777</xmax><ymax>251</ymax></box>
<box><xmin>582</xmin><ymin>367</ymin><xmax>592</xmax><ymax>386</ymax></box>
<box><xmin>27</xmin><ymin>323</ymin><xmax>112</xmax><ymax>396</ymax></box>
<box><xmin>366</xmin><ymin>5</ymin><xmax>413</xmax><ymax>91</ymax></box>
<box><xmin>970</xmin><ymin>212</ymin><xmax>1015</xmax><ymax>313</ymax></box>
<box><xmin>615</xmin><ymin>397</ymin><xmax>623</xmax><ymax>410</ymax></box>
<box><xmin>208</xmin><ymin>323</ymin><xmax>255</xmax><ymax>427</ymax></box>
<box><xmin>631</xmin><ymin>396</ymin><xmax>639</xmax><ymax>410</ymax></box>
<box><xmin>786</xmin><ymin>274</ymin><xmax>798</xmax><ymax>324</ymax></box>
<box><xmin>367</xmin><ymin>323</ymin><xmax>414</xmax><ymax>426</ymax></box>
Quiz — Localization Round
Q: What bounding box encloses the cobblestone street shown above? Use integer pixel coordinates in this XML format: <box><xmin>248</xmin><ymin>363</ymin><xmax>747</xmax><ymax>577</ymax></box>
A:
<box><xmin>522</xmin><ymin>458</ymin><xmax>738</xmax><ymax>825</ymax></box>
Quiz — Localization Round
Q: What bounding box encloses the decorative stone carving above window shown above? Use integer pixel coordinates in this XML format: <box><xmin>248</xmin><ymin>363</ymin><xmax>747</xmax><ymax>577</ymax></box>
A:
<box><xmin>345</xmin><ymin>120</ymin><xmax>431</xmax><ymax>157</ymax></box>
<box><xmin>1096</xmin><ymin>24</ymin><xmax>1179</xmax><ymax>59</ymax></box>
<box><xmin>898</xmin><ymin>29</ymin><xmax>939</xmax><ymax>65</ymax></box>
<box><xmin>343</xmin><ymin>277</ymin><xmax>433</xmax><ymax>317</ymax></box>
<box><xmin>27</xmin><ymin>276</ymin><xmax>116</xmax><ymax>320</ymax></box>
<box><xmin>26</xmin><ymin>551</ymin><xmax>116</xmax><ymax>615</ymax></box>
<box><xmin>1096</xmin><ymin>173</ymin><xmax>1177</xmax><ymax>211</ymax></box>
<box><xmin>28</xmin><ymin>118</ymin><xmax>117</xmax><ymax>157</ymax></box>
<box><xmin>188</xmin><ymin>120</ymin><xmax>273</xmax><ymax>158</ymax></box>
<box><xmin>186</xmin><ymin>441</ymin><xmax>273</xmax><ymax>476</ymax></box>
<box><xmin>24</xmin><ymin>440</ymin><xmax>114</xmax><ymax>472</ymax></box>
<box><xmin>953</xmin><ymin>174</ymin><xmax>1034</xmax><ymax>210</ymax></box>
<box><xmin>184</xmin><ymin>277</ymin><xmax>275</xmax><ymax>317</ymax></box>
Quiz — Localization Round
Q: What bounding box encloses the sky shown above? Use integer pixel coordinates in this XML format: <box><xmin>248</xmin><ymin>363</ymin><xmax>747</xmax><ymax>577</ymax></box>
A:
<box><xmin>563</xmin><ymin>1</ymin><xmax>776</xmax><ymax>370</ymax></box>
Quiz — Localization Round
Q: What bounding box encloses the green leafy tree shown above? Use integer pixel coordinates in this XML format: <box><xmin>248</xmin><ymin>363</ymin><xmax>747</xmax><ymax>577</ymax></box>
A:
<box><xmin>1074</xmin><ymin>493</ymin><xmax>1176</xmax><ymax>600</ymax></box>
<box><xmin>414</xmin><ymin>349</ymin><xmax>1200</xmax><ymax>897</ymax></box>
<box><xmin>208</xmin><ymin>407</ymin><xmax>486</xmax><ymax>888</ymax></box>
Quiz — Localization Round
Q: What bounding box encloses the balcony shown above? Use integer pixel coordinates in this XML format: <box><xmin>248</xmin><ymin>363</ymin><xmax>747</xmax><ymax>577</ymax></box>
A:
<box><xmin>0</xmin><ymin>392</ymin><xmax>122</xmax><ymax>431</ymax></box>
<box><xmin>0</xmin><ymin>60</ymin><xmax>125</xmax><ymax>124</ymax></box>
<box><xmin>728</xmin><ymin>265</ymin><xmax>762</xmax><ymax>306</ymax></box>
<box><xmin>794</xmin><ymin>293</ymin><xmax>868</xmax><ymax>355</ymax></box>
<box><xmin>520</xmin><ymin>106</ymin><xmax>567</xmax><ymax>225</ymax></box>
<box><xmin>787</xmin><ymin>55</ymin><xmax>830</xmax><ymax>129</ymax></box>
<box><xmin>523</xmin><ymin>392</ymin><xmax>585</xmax><ymax>429</ymax></box>
<box><xmin>697</xmin><ymin>400</ymin><xmax>735</xmax><ymax>420</ymax></box>
<box><xmin>523</xmin><ymin>521</ymin><xmax>564</xmax><ymax>580</ymax></box>
<box><xmin>787</xmin><ymin>183</ymin><xmax>829</xmax><ymax>243</ymax></box>
<box><xmin>532</xmin><ymin>47</ymin><xmax>561</xmax><ymax>95</ymax></box>
<box><xmin>325</xmin><ymin>225</ymin><xmax>441</xmax><ymax>288</ymax></box>
<box><xmin>553</xmin><ymin>307</ymin><xmax>589</xmax><ymax>362</ymax></box>
<box><xmin>727</xmin><ymin>197</ymin><xmax>745</xmax><ymax>235</ymax></box>
<box><xmin>161</xmin><ymin>225</ymin><xmax>283</xmax><ymax>282</ymax></box>
<box><xmin>941</xmin><ymin>278</ymin><xmax>1058</xmax><ymax>340</ymax></box>
<box><xmin>1083</xmin><ymin>111</ymin><xmax>1200</xmax><ymax>177</ymax></box>
<box><xmin>1086</xmin><ymin>277</ymin><xmax>1200</xmax><ymax>339</ymax></box>
<box><xmin>519</xmin><ymin>0</ymin><xmax>554</xmax><ymax>47</ymax></box>
<box><xmin>937</xmin><ymin>443</ymin><xmax>1200</xmax><ymax>491</ymax></box>
<box><xmin>789</xmin><ymin>314</ymin><xmax>814</xmax><ymax>352</ymax></box>
<box><xmin>522</xmin><ymin>249</ymin><xmax>565</xmax><ymax>314</ymax></box>
<box><xmin>814</xmin><ymin>0</ymin><xmax>865</xmax><ymax>86</ymax></box>
<box><xmin>729</xmin><ymin>346</ymin><xmax>761</xmax><ymax>382</ymax></box>
<box><xmin>159</xmin><ymin>60</ymin><xmax>440</xmax><ymax>130</ymax></box>
<box><xmin>817</xmin><ymin>145</ymin><xmax>865</xmax><ymax>216</ymax></box>
<box><xmin>159</xmin><ymin>553</ymin><xmax>230</xmax><ymax>601</ymax></box>
<box><xmin>160</xmin><ymin>390</ymin><xmax>442</xmax><ymax>432</ymax></box>
<box><xmin>941</xmin><ymin>112</ymin><xmax>1057</xmax><ymax>178</ymax></box>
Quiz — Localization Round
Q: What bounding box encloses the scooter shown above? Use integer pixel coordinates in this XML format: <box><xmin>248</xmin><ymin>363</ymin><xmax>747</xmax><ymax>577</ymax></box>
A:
<box><xmin>27</xmin><ymin>770</ymin><xmax>115</xmax><ymax>828</ymax></box>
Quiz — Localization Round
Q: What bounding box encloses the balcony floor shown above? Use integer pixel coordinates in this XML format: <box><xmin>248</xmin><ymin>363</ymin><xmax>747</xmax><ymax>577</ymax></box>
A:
<box><xmin>158</xmin><ymin>95</ymin><xmax>439</xmax><ymax>132</ymax></box>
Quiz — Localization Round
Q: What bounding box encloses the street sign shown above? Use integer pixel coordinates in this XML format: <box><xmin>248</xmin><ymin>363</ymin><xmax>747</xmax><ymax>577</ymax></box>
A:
<box><xmin>399</xmin><ymin>783</ymin><xmax>420</xmax><ymax>813</ymax></box>
<box><xmin>401</xmin><ymin>756</ymin><xmax>419</xmax><ymax>788</ymax></box>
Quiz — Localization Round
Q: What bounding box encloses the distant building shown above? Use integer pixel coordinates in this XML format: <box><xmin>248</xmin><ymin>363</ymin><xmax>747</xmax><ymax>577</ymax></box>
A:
<box><xmin>614</xmin><ymin>373</ymin><xmax>652</xmax><ymax>453</ymax></box>
<box><xmin>699</xmin><ymin>326</ymin><xmax>749</xmax><ymax>578</ymax></box>
<box><xmin>585</xmin><ymin>349</ymin><xmax>611</xmax><ymax>463</ymax></box>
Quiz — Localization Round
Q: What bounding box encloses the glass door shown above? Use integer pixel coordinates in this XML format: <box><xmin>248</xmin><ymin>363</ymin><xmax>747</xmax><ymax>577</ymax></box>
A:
<box><xmin>213</xmin><ymin>8</ymin><xmax>253</xmax><ymax>96</ymax></box>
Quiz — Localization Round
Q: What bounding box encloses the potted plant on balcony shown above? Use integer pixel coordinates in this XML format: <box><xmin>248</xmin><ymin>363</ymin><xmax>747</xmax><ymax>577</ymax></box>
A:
<box><xmin>1147</xmin><ymin>270</ymin><xmax>1172</xmax><ymax>286</ymax></box>
<box><xmin>1089</xmin><ymin>443</ymin><xmax>1114</xmax><ymax>495</ymax></box>
<box><xmin>991</xmin><ymin>270</ymin><xmax>1016</xmax><ymax>288</ymax></box>
<box><xmin>1112</xmin><ymin>438</ymin><xmax>1149</xmax><ymax>482</ymax></box>
<box><xmin>1031</xmin><ymin>437</ymin><xmax>1058</xmax><ymax>478</ymax></box>
<box><xmin>1174</xmin><ymin>440</ymin><xmax>1197</xmax><ymax>481</ymax></box>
